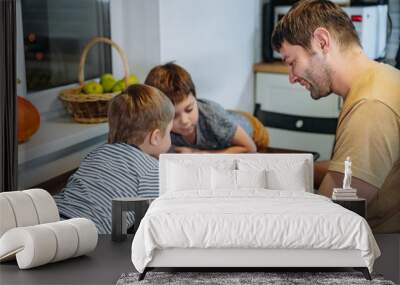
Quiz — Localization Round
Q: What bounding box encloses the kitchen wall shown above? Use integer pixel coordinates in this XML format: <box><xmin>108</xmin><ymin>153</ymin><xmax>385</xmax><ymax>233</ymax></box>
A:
<box><xmin>114</xmin><ymin>0</ymin><xmax>260</xmax><ymax>112</ymax></box>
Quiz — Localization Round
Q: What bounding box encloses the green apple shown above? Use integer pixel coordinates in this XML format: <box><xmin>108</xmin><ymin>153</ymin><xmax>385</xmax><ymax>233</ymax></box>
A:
<box><xmin>101</xmin><ymin>78</ymin><xmax>116</xmax><ymax>93</ymax></box>
<box><xmin>83</xmin><ymin>81</ymin><xmax>103</xmax><ymax>94</ymax></box>
<box><xmin>100</xmin><ymin>73</ymin><xmax>114</xmax><ymax>84</ymax></box>
<box><xmin>111</xmin><ymin>80</ymin><xmax>125</xmax><ymax>93</ymax></box>
<box><xmin>111</xmin><ymin>74</ymin><xmax>140</xmax><ymax>92</ymax></box>
<box><xmin>100</xmin><ymin>73</ymin><xmax>116</xmax><ymax>92</ymax></box>
<box><xmin>127</xmin><ymin>74</ymin><xmax>139</xmax><ymax>86</ymax></box>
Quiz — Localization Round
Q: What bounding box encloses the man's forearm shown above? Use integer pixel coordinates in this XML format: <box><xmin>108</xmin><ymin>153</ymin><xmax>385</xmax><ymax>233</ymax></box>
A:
<box><xmin>314</xmin><ymin>160</ymin><xmax>330</xmax><ymax>189</ymax></box>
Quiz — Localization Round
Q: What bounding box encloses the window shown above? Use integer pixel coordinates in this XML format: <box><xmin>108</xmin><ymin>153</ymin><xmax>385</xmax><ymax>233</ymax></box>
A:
<box><xmin>21</xmin><ymin>0</ymin><xmax>112</xmax><ymax>92</ymax></box>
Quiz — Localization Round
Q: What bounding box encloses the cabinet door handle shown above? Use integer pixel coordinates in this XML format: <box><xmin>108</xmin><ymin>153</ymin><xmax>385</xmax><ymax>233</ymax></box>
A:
<box><xmin>295</xmin><ymin>120</ymin><xmax>304</xmax><ymax>128</ymax></box>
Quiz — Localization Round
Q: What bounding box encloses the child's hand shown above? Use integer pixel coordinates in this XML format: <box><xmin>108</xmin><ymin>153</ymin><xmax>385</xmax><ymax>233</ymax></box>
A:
<box><xmin>175</xmin><ymin>146</ymin><xmax>203</xmax><ymax>153</ymax></box>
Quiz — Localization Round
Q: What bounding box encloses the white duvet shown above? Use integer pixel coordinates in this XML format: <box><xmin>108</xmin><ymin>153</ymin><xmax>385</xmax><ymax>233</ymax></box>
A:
<box><xmin>131</xmin><ymin>190</ymin><xmax>380</xmax><ymax>273</ymax></box>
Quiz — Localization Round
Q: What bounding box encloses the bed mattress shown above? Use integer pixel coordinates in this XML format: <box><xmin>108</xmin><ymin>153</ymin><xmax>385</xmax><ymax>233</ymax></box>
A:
<box><xmin>131</xmin><ymin>190</ymin><xmax>380</xmax><ymax>273</ymax></box>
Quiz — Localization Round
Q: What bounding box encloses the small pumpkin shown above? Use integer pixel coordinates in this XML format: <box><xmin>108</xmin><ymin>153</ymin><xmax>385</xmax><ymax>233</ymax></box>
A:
<box><xmin>17</xmin><ymin>96</ymin><xmax>40</xmax><ymax>143</ymax></box>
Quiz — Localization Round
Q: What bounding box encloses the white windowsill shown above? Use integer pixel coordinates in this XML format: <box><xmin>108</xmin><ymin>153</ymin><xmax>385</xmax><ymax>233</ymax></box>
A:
<box><xmin>18</xmin><ymin>114</ymin><xmax>108</xmax><ymax>165</ymax></box>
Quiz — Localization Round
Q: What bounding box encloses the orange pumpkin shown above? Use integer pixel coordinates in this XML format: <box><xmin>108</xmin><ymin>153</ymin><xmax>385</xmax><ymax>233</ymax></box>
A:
<box><xmin>17</xmin><ymin>96</ymin><xmax>40</xmax><ymax>143</ymax></box>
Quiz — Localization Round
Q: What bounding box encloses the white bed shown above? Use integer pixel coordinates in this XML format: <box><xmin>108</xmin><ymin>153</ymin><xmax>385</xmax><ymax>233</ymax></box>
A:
<box><xmin>131</xmin><ymin>154</ymin><xmax>380</xmax><ymax>280</ymax></box>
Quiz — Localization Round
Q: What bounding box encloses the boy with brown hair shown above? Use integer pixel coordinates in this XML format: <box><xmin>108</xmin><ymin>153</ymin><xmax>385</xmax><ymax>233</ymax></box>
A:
<box><xmin>272</xmin><ymin>0</ymin><xmax>400</xmax><ymax>233</ymax></box>
<box><xmin>145</xmin><ymin>63</ymin><xmax>269</xmax><ymax>153</ymax></box>
<box><xmin>54</xmin><ymin>84</ymin><xmax>175</xmax><ymax>234</ymax></box>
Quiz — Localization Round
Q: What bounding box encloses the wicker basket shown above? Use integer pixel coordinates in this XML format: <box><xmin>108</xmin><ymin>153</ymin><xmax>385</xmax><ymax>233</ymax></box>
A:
<box><xmin>59</xmin><ymin>37</ymin><xmax>130</xmax><ymax>123</ymax></box>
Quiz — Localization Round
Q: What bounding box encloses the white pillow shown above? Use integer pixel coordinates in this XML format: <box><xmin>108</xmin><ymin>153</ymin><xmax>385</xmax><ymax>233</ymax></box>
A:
<box><xmin>237</xmin><ymin>169</ymin><xmax>267</xmax><ymax>189</ymax></box>
<box><xmin>266</xmin><ymin>163</ymin><xmax>307</xmax><ymax>191</ymax></box>
<box><xmin>167</xmin><ymin>162</ymin><xmax>212</xmax><ymax>191</ymax></box>
<box><xmin>211</xmin><ymin>168</ymin><xmax>237</xmax><ymax>190</ymax></box>
<box><xmin>211</xmin><ymin>169</ymin><xmax>268</xmax><ymax>190</ymax></box>
<box><xmin>238</xmin><ymin>159</ymin><xmax>308</xmax><ymax>191</ymax></box>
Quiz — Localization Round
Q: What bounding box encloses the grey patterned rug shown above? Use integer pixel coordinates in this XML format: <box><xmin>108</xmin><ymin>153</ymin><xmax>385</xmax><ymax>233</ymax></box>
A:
<box><xmin>116</xmin><ymin>271</ymin><xmax>396</xmax><ymax>285</ymax></box>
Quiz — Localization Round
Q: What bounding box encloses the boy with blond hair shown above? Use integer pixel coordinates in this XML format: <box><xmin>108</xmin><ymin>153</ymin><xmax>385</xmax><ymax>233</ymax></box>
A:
<box><xmin>54</xmin><ymin>84</ymin><xmax>174</xmax><ymax>234</ymax></box>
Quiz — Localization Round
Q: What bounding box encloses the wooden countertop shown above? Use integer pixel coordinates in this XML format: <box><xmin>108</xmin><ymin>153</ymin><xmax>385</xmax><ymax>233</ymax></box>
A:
<box><xmin>253</xmin><ymin>62</ymin><xmax>288</xmax><ymax>74</ymax></box>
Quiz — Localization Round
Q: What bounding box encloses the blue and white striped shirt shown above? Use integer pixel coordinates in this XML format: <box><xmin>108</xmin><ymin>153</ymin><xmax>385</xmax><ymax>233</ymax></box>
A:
<box><xmin>53</xmin><ymin>143</ymin><xmax>159</xmax><ymax>234</ymax></box>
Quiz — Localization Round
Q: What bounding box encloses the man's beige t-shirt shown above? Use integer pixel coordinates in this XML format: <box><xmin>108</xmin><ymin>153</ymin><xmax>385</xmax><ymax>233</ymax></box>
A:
<box><xmin>328</xmin><ymin>62</ymin><xmax>400</xmax><ymax>233</ymax></box>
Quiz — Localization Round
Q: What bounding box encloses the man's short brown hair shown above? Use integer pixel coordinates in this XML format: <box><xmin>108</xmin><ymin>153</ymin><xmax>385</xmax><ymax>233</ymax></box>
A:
<box><xmin>108</xmin><ymin>84</ymin><xmax>174</xmax><ymax>145</ymax></box>
<box><xmin>271</xmin><ymin>0</ymin><xmax>361</xmax><ymax>52</ymax></box>
<box><xmin>144</xmin><ymin>63</ymin><xmax>196</xmax><ymax>105</ymax></box>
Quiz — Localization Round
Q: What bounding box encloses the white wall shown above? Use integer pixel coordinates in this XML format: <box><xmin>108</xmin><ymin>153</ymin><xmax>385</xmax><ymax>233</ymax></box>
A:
<box><xmin>114</xmin><ymin>0</ymin><xmax>161</xmax><ymax>82</ymax></box>
<box><xmin>119</xmin><ymin>0</ymin><xmax>260</xmax><ymax>112</ymax></box>
<box><xmin>158</xmin><ymin>0</ymin><xmax>258</xmax><ymax>111</ymax></box>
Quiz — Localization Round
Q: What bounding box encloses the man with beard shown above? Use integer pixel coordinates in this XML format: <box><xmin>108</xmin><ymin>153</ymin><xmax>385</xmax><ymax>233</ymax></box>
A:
<box><xmin>272</xmin><ymin>0</ymin><xmax>400</xmax><ymax>233</ymax></box>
